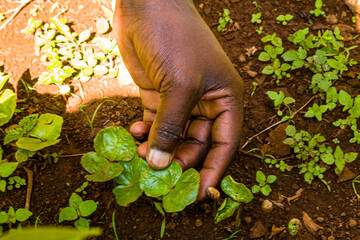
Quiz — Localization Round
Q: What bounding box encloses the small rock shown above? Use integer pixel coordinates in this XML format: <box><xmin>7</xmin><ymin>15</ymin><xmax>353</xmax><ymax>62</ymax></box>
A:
<box><xmin>328</xmin><ymin>236</ymin><xmax>335</xmax><ymax>240</ymax></box>
<box><xmin>238</xmin><ymin>54</ymin><xmax>247</xmax><ymax>62</ymax></box>
<box><xmin>317</xmin><ymin>217</ymin><xmax>325</xmax><ymax>223</ymax></box>
<box><xmin>195</xmin><ymin>219</ymin><xmax>203</xmax><ymax>227</ymax></box>
<box><xmin>247</xmin><ymin>70</ymin><xmax>257</xmax><ymax>78</ymax></box>
<box><xmin>349</xmin><ymin>218</ymin><xmax>357</xmax><ymax>227</ymax></box>
<box><xmin>245</xmin><ymin>217</ymin><xmax>252</xmax><ymax>224</ymax></box>
<box><xmin>326</xmin><ymin>14</ymin><xmax>338</xmax><ymax>24</ymax></box>
<box><xmin>321</xmin><ymin>235</ymin><xmax>327</xmax><ymax>240</ymax></box>
<box><xmin>341</xmin><ymin>11</ymin><xmax>347</xmax><ymax>19</ymax></box>
<box><xmin>341</xmin><ymin>212</ymin><xmax>347</xmax><ymax>217</ymax></box>
<box><xmin>199</xmin><ymin>3</ymin><xmax>204</xmax><ymax>9</ymax></box>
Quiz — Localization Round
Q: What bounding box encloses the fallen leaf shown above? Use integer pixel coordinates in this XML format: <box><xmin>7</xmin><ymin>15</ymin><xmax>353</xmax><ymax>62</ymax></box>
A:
<box><xmin>278</xmin><ymin>188</ymin><xmax>303</xmax><ymax>204</ymax></box>
<box><xmin>302</xmin><ymin>211</ymin><xmax>323</xmax><ymax>235</ymax></box>
<box><xmin>245</xmin><ymin>46</ymin><xmax>258</xmax><ymax>57</ymax></box>
<box><xmin>249</xmin><ymin>221</ymin><xmax>265</xmax><ymax>238</ymax></box>
<box><xmin>337</xmin><ymin>166</ymin><xmax>356</xmax><ymax>183</ymax></box>
<box><xmin>269</xmin><ymin>224</ymin><xmax>284</xmax><ymax>239</ymax></box>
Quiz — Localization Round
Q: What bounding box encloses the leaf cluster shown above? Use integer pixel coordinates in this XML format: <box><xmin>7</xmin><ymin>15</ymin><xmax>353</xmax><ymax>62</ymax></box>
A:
<box><xmin>218</xmin><ymin>9</ymin><xmax>233</xmax><ymax>32</ymax></box>
<box><xmin>0</xmin><ymin>207</ymin><xmax>32</xmax><ymax>235</ymax></box>
<box><xmin>276</xmin><ymin>14</ymin><xmax>293</xmax><ymax>25</ymax></box>
<box><xmin>251</xmin><ymin>171</ymin><xmax>277</xmax><ymax>196</ymax></box>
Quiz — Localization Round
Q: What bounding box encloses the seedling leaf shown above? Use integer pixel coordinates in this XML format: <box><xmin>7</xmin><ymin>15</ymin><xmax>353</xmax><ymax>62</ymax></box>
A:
<box><xmin>79</xmin><ymin>200</ymin><xmax>98</xmax><ymax>217</ymax></box>
<box><xmin>28</xmin><ymin>114</ymin><xmax>63</xmax><ymax>141</ymax></box>
<box><xmin>15</xmin><ymin>209</ymin><xmax>32</xmax><ymax>222</ymax></box>
<box><xmin>0</xmin><ymin>89</ymin><xmax>16</xmax><ymax>126</ymax></box>
<box><xmin>214</xmin><ymin>197</ymin><xmax>240</xmax><ymax>223</ymax></box>
<box><xmin>59</xmin><ymin>207</ymin><xmax>78</xmax><ymax>223</ymax></box>
<box><xmin>221</xmin><ymin>175</ymin><xmax>253</xmax><ymax>203</ymax></box>
<box><xmin>0</xmin><ymin>162</ymin><xmax>19</xmax><ymax>178</ymax></box>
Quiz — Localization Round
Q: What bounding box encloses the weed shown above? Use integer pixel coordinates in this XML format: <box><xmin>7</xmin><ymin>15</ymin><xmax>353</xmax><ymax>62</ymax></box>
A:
<box><xmin>255</xmin><ymin>26</ymin><xmax>264</xmax><ymax>34</ymax></box>
<box><xmin>276</xmin><ymin>14</ymin><xmax>293</xmax><ymax>25</ymax></box>
<box><xmin>0</xmin><ymin>207</ymin><xmax>32</xmax><ymax>235</ymax></box>
<box><xmin>251</xmin><ymin>171</ymin><xmax>277</xmax><ymax>196</ymax></box>
<box><xmin>251</xmin><ymin>12</ymin><xmax>262</xmax><ymax>24</ymax></box>
<box><xmin>267</xmin><ymin>90</ymin><xmax>295</xmax><ymax>120</ymax></box>
<box><xmin>218</xmin><ymin>9</ymin><xmax>233</xmax><ymax>32</ymax></box>
<box><xmin>309</xmin><ymin>0</ymin><xmax>326</xmax><ymax>18</ymax></box>
<box><xmin>79</xmin><ymin>99</ymin><xmax>115</xmax><ymax>131</ymax></box>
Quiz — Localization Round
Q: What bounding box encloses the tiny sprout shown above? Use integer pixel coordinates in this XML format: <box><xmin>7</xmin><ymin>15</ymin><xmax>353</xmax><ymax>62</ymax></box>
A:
<box><xmin>262</xmin><ymin>199</ymin><xmax>273</xmax><ymax>213</ymax></box>
<box><xmin>288</xmin><ymin>218</ymin><xmax>302</xmax><ymax>238</ymax></box>
<box><xmin>207</xmin><ymin>187</ymin><xmax>220</xmax><ymax>199</ymax></box>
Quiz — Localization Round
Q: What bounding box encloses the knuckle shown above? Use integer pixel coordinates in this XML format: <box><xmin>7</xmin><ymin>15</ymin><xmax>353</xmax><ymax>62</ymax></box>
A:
<box><xmin>155</xmin><ymin>121</ymin><xmax>184</xmax><ymax>144</ymax></box>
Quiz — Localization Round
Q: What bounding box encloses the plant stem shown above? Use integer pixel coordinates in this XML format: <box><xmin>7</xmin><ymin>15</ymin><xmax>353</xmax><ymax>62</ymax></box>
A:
<box><xmin>235</xmin><ymin>204</ymin><xmax>243</xmax><ymax>228</ymax></box>
<box><xmin>112</xmin><ymin>211</ymin><xmax>119</xmax><ymax>240</ymax></box>
<box><xmin>23</xmin><ymin>166</ymin><xmax>33</xmax><ymax>210</ymax></box>
<box><xmin>264</xmin><ymin>214</ymin><xmax>269</xmax><ymax>240</ymax></box>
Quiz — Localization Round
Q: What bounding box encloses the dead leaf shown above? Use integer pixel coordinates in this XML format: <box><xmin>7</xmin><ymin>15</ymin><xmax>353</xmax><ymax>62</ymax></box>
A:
<box><xmin>249</xmin><ymin>221</ymin><xmax>265</xmax><ymax>238</ymax></box>
<box><xmin>278</xmin><ymin>188</ymin><xmax>304</xmax><ymax>204</ymax></box>
<box><xmin>302</xmin><ymin>211</ymin><xmax>323</xmax><ymax>235</ymax></box>
<box><xmin>337</xmin><ymin>166</ymin><xmax>356</xmax><ymax>183</ymax></box>
<box><xmin>269</xmin><ymin>225</ymin><xmax>285</xmax><ymax>239</ymax></box>
<box><xmin>245</xmin><ymin>46</ymin><xmax>258</xmax><ymax>57</ymax></box>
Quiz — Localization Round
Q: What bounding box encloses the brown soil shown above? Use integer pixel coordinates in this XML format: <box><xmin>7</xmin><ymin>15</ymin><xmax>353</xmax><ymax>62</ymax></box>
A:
<box><xmin>1</xmin><ymin>0</ymin><xmax>360</xmax><ymax>239</ymax></box>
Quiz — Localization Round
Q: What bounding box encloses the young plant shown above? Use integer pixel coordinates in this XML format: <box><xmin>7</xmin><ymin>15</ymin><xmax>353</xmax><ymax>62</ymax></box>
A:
<box><xmin>4</xmin><ymin>113</ymin><xmax>63</xmax><ymax>162</ymax></box>
<box><xmin>251</xmin><ymin>171</ymin><xmax>277</xmax><ymax>196</ymax></box>
<box><xmin>309</xmin><ymin>0</ymin><xmax>326</xmax><ymax>18</ymax></box>
<box><xmin>0</xmin><ymin>207</ymin><xmax>32</xmax><ymax>235</ymax></box>
<box><xmin>75</xmin><ymin>182</ymin><xmax>89</xmax><ymax>195</ymax></box>
<box><xmin>304</xmin><ymin>103</ymin><xmax>328</xmax><ymax>121</ymax></box>
<box><xmin>80</xmin><ymin>126</ymin><xmax>200</xmax><ymax>213</ymax></box>
<box><xmin>276</xmin><ymin>14</ymin><xmax>293</xmax><ymax>25</ymax></box>
<box><xmin>288</xmin><ymin>218</ymin><xmax>303</xmax><ymax>239</ymax></box>
<box><xmin>59</xmin><ymin>193</ymin><xmax>98</xmax><ymax>230</ymax></box>
<box><xmin>320</xmin><ymin>146</ymin><xmax>358</xmax><ymax>176</ymax></box>
<box><xmin>217</xmin><ymin>9</ymin><xmax>233</xmax><ymax>32</ymax></box>
<box><xmin>252</xmin><ymin>1</ymin><xmax>261</xmax><ymax>10</ymax></box>
<box><xmin>251</xmin><ymin>12</ymin><xmax>262</xmax><ymax>24</ymax></box>
<box><xmin>78</xmin><ymin>99</ymin><xmax>115</xmax><ymax>131</ymax></box>
<box><xmin>267</xmin><ymin>90</ymin><xmax>295</xmax><ymax>119</ymax></box>
<box><xmin>215</xmin><ymin>175</ymin><xmax>253</xmax><ymax>227</ymax></box>
<box><xmin>255</xmin><ymin>26</ymin><xmax>264</xmax><ymax>34</ymax></box>
<box><xmin>154</xmin><ymin>202</ymin><xmax>166</xmax><ymax>239</ymax></box>
<box><xmin>7</xmin><ymin>176</ymin><xmax>26</xmax><ymax>191</ymax></box>
<box><xmin>0</xmin><ymin>69</ymin><xmax>16</xmax><ymax>127</ymax></box>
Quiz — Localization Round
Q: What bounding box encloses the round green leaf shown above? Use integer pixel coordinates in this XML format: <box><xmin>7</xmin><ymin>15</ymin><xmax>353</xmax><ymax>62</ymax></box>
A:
<box><xmin>267</xmin><ymin>175</ymin><xmax>277</xmax><ymax>183</ymax></box>
<box><xmin>251</xmin><ymin>185</ymin><xmax>260</xmax><ymax>194</ymax></box>
<box><xmin>78</xmin><ymin>30</ymin><xmax>91</xmax><ymax>43</ymax></box>
<box><xmin>0</xmin><ymin>162</ymin><xmax>19</xmax><ymax>178</ymax></box>
<box><xmin>74</xmin><ymin>218</ymin><xmax>90</xmax><ymax>231</ymax></box>
<box><xmin>163</xmin><ymin>168</ymin><xmax>200</xmax><ymax>212</ymax></box>
<box><xmin>16</xmin><ymin>137</ymin><xmax>60</xmax><ymax>151</ymax></box>
<box><xmin>260</xmin><ymin>185</ymin><xmax>272</xmax><ymax>196</ymax></box>
<box><xmin>81</xmin><ymin>152</ymin><xmax>124</xmax><ymax>182</ymax></box>
<box><xmin>256</xmin><ymin>171</ymin><xmax>266</xmax><ymax>183</ymax></box>
<box><xmin>0</xmin><ymin>89</ymin><xmax>16</xmax><ymax>126</ymax></box>
<box><xmin>28</xmin><ymin>114</ymin><xmax>63</xmax><ymax>141</ymax></box>
<box><xmin>96</xmin><ymin>18</ymin><xmax>110</xmax><ymax>34</ymax></box>
<box><xmin>258</xmin><ymin>52</ymin><xmax>270</xmax><ymax>62</ymax></box>
<box><xmin>59</xmin><ymin>207</ymin><xmax>78</xmax><ymax>223</ymax></box>
<box><xmin>221</xmin><ymin>175</ymin><xmax>253</xmax><ymax>203</ymax></box>
<box><xmin>140</xmin><ymin>161</ymin><xmax>182</xmax><ymax>198</ymax></box>
<box><xmin>113</xmin><ymin>184</ymin><xmax>143</xmax><ymax>207</ymax></box>
<box><xmin>214</xmin><ymin>197</ymin><xmax>240</xmax><ymax>224</ymax></box>
<box><xmin>320</xmin><ymin>154</ymin><xmax>334</xmax><ymax>165</ymax></box>
<box><xmin>285</xmin><ymin>125</ymin><xmax>296</xmax><ymax>137</ymax></box>
<box><xmin>15</xmin><ymin>209</ymin><xmax>32</xmax><ymax>222</ymax></box>
<box><xmin>69</xmin><ymin>193</ymin><xmax>83</xmax><ymax>208</ymax></box>
<box><xmin>94</xmin><ymin>126</ymin><xmax>137</xmax><ymax>161</ymax></box>
<box><xmin>0</xmin><ymin>211</ymin><xmax>8</xmax><ymax>224</ymax></box>
<box><xmin>93</xmin><ymin>65</ymin><xmax>108</xmax><ymax>75</ymax></box>
<box><xmin>78</xmin><ymin>200</ymin><xmax>98</xmax><ymax>217</ymax></box>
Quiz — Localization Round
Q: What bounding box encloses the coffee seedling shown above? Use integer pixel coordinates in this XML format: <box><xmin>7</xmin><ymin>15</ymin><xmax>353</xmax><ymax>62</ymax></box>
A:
<box><xmin>251</xmin><ymin>171</ymin><xmax>276</xmax><ymax>196</ymax></box>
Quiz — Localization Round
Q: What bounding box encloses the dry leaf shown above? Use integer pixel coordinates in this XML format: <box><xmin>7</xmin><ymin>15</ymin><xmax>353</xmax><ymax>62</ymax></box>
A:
<box><xmin>249</xmin><ymin>221</ymin><xmax>265</xmax><ymax>238</ymax></box>
<box><xmin>245</xmin><ymin>46</ymin><xmax>258</xmax><ymax>57</ymax></box>
<box><xmin>302</xmin><ymin>211</ymin><xmax>323</xmax><ymax>234</ymax></box>
<box><xmin>269</xmin><ymin>224</ymin><xmax>285</xmax><ymax>239</ymax></box>
<box><xmin>337</xmin><ymin>166</ymin><xmax>356</xmax><ymax>183</ymax></box>
<box><xmin>278</xmin><ymin>188</ymin><xmax>303</xmax><ymax>204</ymax></box>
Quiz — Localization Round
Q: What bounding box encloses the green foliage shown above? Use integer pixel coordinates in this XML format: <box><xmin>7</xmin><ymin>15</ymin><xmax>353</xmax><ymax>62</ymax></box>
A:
<box><xmin>7</xmin><ymin>176</ymin><xmax>26</xmax><ymax>191</ymax></box>
<box><xmin>251</xmin><ymin>12</ymin><xmax>262</xmax><ymax>24</ymax></box>
<box><xmin>309</xmin><ymin>0</ymin><xmax>326</xmax><ymax>18</ymax></box>
<box><xmin>0</xmin><ymin>69</ymin><xmax>16</xmax><ymax>127</ymax></box>
<box><xmin>0</xmin><ymin>206</ymin><xmax>32</xmax><ymax>235</ymax></box>
<box><xmin>255</xmin><ymin>26</ymin><xmax>264</xmax><ymax>35</ymax></box>
<box><xmin>75</xmin><ymin>182</ymin><xmax>89</xmax><ymax>195</ymax></box>
<box><xmin>320</xmin><ymin>146</ymin><xmax>358</xmax><ymax>176</ymax></box>
<box><xmin>81</xmin><ymin>126</ymin><xmax>200</xmax><ymax>213</ymax></box>
<box><xmin>304</xmin><ymin>103</ymin><xmax>328</xmax><ymax>121</ymax></box>
<box><xmin>276</xmin><ymin>14</ymin><xmax>293</xmax><ymax>25</ymax></box>
<box><xmin>59</xmin><ymin>193</ymin><xmax>98</xmax><ymax>230</ymax></box>
<box><xmin>251</xmin><ymin>171</ymin><xmax>276</xmax><ymax>196</ymax></box>
<box><xmin>267</xmin><ymin>91</ymin><xmax>295</xmax><ymax>120</ymax></box>
<box><xmin>0</xmin><ymin>227</ymin><xmax>101</xmax><ymax>240</ymax></box>
<box><xmin>218</xmin><ymin>9</ymin><xmax>233</xmax><ymax>32</ymax></box>
<box><xmin>215</xmin><ymin>175</ymin><xmax>253</xmax><ymax>223</ymax></box>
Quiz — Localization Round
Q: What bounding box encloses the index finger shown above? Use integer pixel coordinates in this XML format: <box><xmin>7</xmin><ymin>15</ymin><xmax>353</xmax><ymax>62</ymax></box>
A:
<box><xmin>198</xmin><ymin>103</ymin><xmax>243</xmax><ymax>200</ymax></box>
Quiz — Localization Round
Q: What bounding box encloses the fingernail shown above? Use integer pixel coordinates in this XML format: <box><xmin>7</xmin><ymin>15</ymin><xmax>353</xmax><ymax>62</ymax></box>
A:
<box><xmin>148</xmin><ymin>148</ymin><xmax>172</xmax><ymax>169</ymax></box>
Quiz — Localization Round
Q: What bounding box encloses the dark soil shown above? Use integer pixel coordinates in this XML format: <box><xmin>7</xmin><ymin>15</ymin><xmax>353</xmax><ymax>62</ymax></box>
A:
<box><xmin>1</xmin><ymin>0</ymin><xmax>360</xmax><ymax>239</ymax></box>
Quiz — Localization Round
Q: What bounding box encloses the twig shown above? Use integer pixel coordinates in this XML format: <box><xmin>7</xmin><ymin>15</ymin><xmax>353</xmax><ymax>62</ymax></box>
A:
<box><xmin>241</xmin><ymin>95</ymin><xmax>316</xmax><ymax>149</ymax></box>
<box><xmin>23</xmin><ymin>166</ymin><xmax>34</xmax><ymax>210</ymax></box>
<box><xmin>59</xmin><ymin>153</ymin><xmax>85</xmax><ymax>158</ymax></box>
<box><xmin>0</xmin><ymin>0</ymin><xmax>34</xmax><ymax>32</ymax></box>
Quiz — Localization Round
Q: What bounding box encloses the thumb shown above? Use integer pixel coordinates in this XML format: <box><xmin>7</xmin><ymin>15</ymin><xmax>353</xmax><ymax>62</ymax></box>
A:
<box><xmin>146</xmin><ymin>82</ymin><xmax>200</xmax><ymax>169</ymax></box>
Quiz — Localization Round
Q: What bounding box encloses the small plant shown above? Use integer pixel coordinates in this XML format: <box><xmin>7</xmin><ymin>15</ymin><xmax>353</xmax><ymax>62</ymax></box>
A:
<box><xmin>251</xmin><ymin>12</ymin><xmax>262</xmax><ymax>24</ymax></box>
<box><xmin>251</xmin><ymin>82</ymin><xmax>258</xmax><ymax>96</ymax></box>
<box><xmin>288</xmin><ymin>218</ymin><xmax>303</xmax><ymax>239</ymax></box>
<box><xmin>309</xmin><ymin>0</ymin><xmax>326</xmax><ymax>18</ymax></box>
<box><xmin>0</xmin><ymin>69</ymin><xmax>16</xmax><ymax>127</ymax></box>
<box><xmin>252</xmin><ymin>1</ymin><xmax>261</xmax><ymax>10</ymax></box>
<box><xmin>251</xmin><ymin>171</ymin><xmax>277</xmax><ymax>196</ymax></box>
<box><xmin>154</xmin><ymin>203</ymin><xmax>166</xmax><ymax>239</ymax></box>
<box><xmin>215</xmin><ymin>175</ymin><xmax>253</xmax><ymax>227</ymax></box>
<box><xmin>267</xmin><ymin>90</ymin><xmax>295</xmax><ymax>119</ymax></box>
<box><xmin>255</xmin><ymin>26</ymin><xmax>264</xmax><ymax>34</ymax></box>
<box><xmin>7</xmin><ymin>176</ymin><xmax>26</xmax><ymax>191</ymax></box>
<box><xmin>75</xmin><ymin>182</ymin><xmax>89</xmax><ymax>195</ymax></box>
<box><xmin>320</xmin><ymin>146</ymin><xmax>358</xmax><ymax>176</ymax></box>
<box><xmin>59</xmin><ymin>193</ymin><xmax>98</xmax><ymax>230</ymax></box>
<box><xmin>276</xmin><ymin>14</ymin><xmax>293</xmax><ymax>25</ymax></box>
<box><xmin>79</xmin><ymin>99</ymin><xmax>115</xmax><ymax>131</ymax></box>
<box><xmin>0</xmin><ymin>207</ymin><xmax>32</xmax><ymax>235</ymax></box>
<box><xmin>217</xmin><ymin>9</ymin><xmax>233</xmax><ymax>32</ymax></box>
<box><xmin>304</xmin><ymin>103</ymin><xmax>328</xmax><ymax>121</ymax></box>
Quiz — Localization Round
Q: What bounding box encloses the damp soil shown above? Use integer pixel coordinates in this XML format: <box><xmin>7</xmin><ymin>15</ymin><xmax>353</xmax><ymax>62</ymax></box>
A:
<box><xmin>1</xmin><ymin>0</ymin><xmax>360</xmax><ymax>239</ymax></box>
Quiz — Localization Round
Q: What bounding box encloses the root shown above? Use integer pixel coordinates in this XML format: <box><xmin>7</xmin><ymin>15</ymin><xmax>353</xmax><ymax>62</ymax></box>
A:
<box><xmin>23</xmin><ymin>166</ymin><xmax>34</xmax><ymax>210</ymax></box>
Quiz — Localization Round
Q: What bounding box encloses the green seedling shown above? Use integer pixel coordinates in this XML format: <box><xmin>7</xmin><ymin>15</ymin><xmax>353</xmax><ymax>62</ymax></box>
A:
<box><xmin>309</xmin><ymin>0</ymin><xmax>326</xmax><ymax>18</ymax></box>
<box><xmin>283</xmin><ymin>125</ymin><xmax>331</xmax><ymax>190</ymax></box>
<box><xmin>251</xmin><ymin>12</ymin><xmax>262</xmax><ymax>24</ymax></box>
<box><xmin>59</xmin><ymin>193</ymin><xmax>98</xmax><ymax>230</ymax></box>
<box><xmin>154</xmin><ymin>203</ymin><xmax>166</xmax><ymax>239</ymax></box>
<box><xmin>4</xmin><ymin>113</ymin><xmax>63</xmax><ymax>162</ymax></box>
<box><xmin>79</xmin><ymin>99</ymin><xmax>115</xmax><ymax>131</ymax></box>
<box><xmin>0</xmin><ymin>69</ymin><xmax>16</xmax><ymax>127</ymax></box>
<box><xmin>7</xmin><ymin>176</ymin><xmax>26</xmax><ymax>191</ymax></box>
<box><xmin>255</xmin><ymin>26</ymin><xmax>264</xmax><ymax>34</ymax></box>
<box><xmin>215</xmin><ymin>175</ymin><xmax>253</xmax><ymax>228</ymax></box>
<box><xmin>251</xmin><ymin>82</ymin><xmax>258</xmax><ymax>96</ymax></box>
<box><xmin>267</xmin><ymin>91</ymin><xmax>295</xmax><ymax>119</ymax></box>
<box><xmin>245</xmin><ymin>148</ymin><xmax>291</xmax><ymax>172</ymax></box>
<box><xmin>112</xmin><ymin>211</ymin><xmax>119</xmax><ymax>240</ymax></box>
<box><xmin>251</xmin><ymin>171</ymin><xmax>276</xmax><ymax>196</ymax></box>
<box><xmin>75</xmin><ymin>182</ymin><xmax>89</xmax><ymax>195</ymax></box>
<box><xmin>81</xmin><ymin>126</ymin><xmax>200</xmax><ymax>213</ymax></box>
<box><xmin>276</xmin><ymin>14</ymin><xmax>293</xmax><ymax>25</ymax></box>
<box><xmin>352</xmin><ymin>175</ymin><xmax>360</xmax><ymax>199</ymax></box>
<box><xmin>252</xmin><ymin>1</ymin><xmax>260</xmax><ymax>10</ymax></box>
<box><xmin>218</xmin><ymin>9</ymin><xmax>233</xmax><ymax>32</ymax></box>
<box><xmin>304</xmin><ymin>103</ymin><xmax>328</xmax><ymax>121</ymax></box>
<box><xmin>288</xmin><ymin>218</ymin><xmax>303</xmax><ymax>239</ymax></box>
<box><xmin>223</xmin><ymin>229</ymin><xmax>242</xmax><ymax>240</ymax></box>
<box><xmin>0</xmin><ymin>206</ymin><xmax>32</xmax><ymax>235</ymax></box>
<box><xmin>320</xmin><ymin>146</ymin><xmax>358</xmax><ymax>176</ymax></box>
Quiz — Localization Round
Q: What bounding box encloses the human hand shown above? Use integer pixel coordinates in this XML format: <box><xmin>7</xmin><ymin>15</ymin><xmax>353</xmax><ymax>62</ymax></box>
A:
<box><xmin>113</xmin><ymin>0</ymin><xmax>244</xmax><ymax>200</ymax></box>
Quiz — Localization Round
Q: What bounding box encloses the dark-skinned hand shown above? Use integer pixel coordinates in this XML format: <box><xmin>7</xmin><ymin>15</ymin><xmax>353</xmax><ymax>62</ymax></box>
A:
<box><xmin>113</xmin><ymin>0</ymin><xmax>244</xmax><ymax>200</ymax></box>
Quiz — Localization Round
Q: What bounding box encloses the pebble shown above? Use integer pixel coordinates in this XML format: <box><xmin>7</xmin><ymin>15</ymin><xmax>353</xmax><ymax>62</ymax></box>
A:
<box><xmin>195</xmin><ymin>219</ymin><xmax>203</xmax><ymax>227</ymax></box>
<box><xmin>317</xmin><ymin>217</ymin><xmax>325</xmax><ymax>223</ymax></box>
<box><xmin>247</xmin><ymin>70</ymin><xmax>257</xmax><ymax>78</ymax></box>
<box><xmin>349</xmin><ymin>218</ymin><xmax>357</xmax><ymax>227</ymax></box>
<box><xmin>238</xmin><ymin>54</ymin><xmax>247</xmax><ymax>62</ymax></box>
<box><xmin>341</xmin><ymin>212</ymin><xmax>346</xmax><ymax>217</ymax></box>
<box><xmin>341</xmin><ymin>11</ymin><xmax>347</xmax><ymax>19</ymax></box>
<box><xmin>326</xmin><ymin>14</ymin><xmax>338</xmax><ymax>24</ymax></box>
<box><xmin>328</xmin><ymin>236</ymin><xmax>335</xmax><ymax>240</ymax></box>
<box><xmin>245</xmin><ymin>217</ymin><xmax>252</xmax><ymax>224</ymax></box>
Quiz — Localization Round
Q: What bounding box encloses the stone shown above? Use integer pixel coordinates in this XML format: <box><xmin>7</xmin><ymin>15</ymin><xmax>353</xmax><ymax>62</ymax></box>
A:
<box><xmin>238</xmin><ymin>54</ymin><xmax>247</xmax><ymax>62</ymax></box>
<box><xmin>349</xmin><ymin>218</ymin><xmax>357</xmax><ymax>227</ymax></box>
<box><xmin>328</xmin><ymin>236</ymin><xmax>335</xmax><ymax>240</ymax></box>
<box><xmin>195</xmin><ymin>219</ymin><xmax>203</xmax><ymax>227</ymax></box>
<box><xmin>317</xmin><ymin>217</ymin><xmax>325</xmax><ymax>223</ymax></box>
<box><xmin>245</xmin><ymin>217</ymin><xmax>252</xmax><ymax>224</ymax></box>
<box><xmin>247</xmin><ymin>70</ymin><xmax>257</xmax><ymax>78</ymax></box>
<box><xmin>326</xmin><ymin>14</ymin><xmax>338</xmax><ymax>24</ymax></box>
